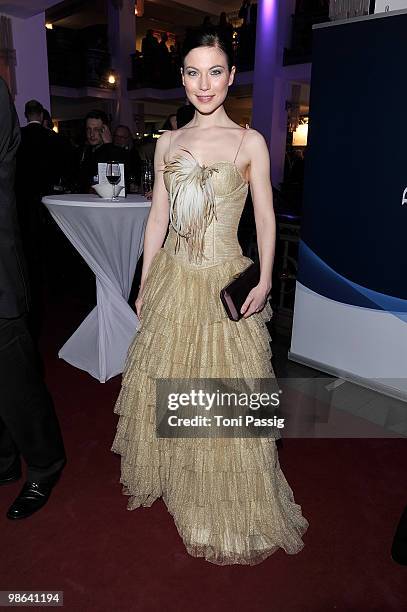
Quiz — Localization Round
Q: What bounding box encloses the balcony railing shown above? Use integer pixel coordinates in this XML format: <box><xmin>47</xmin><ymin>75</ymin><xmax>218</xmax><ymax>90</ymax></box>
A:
<box><xmin>128</xmin><ymin>24</ymin><xmax>256</xmax><ymax>90</ymax></box>
<box><xmin>284</xmin><ymin>1</ymin><xmax>330</xmax><ymax>65</ymax></box>
<box><xmin>51</xmin><ymin>3</ymin><xmax>368</xmax><ymax>93</ymax></box>
<box><xmin>47</xmin><ymin>25</ymin><xmax>112</xmax><ymax>89</ymax></box>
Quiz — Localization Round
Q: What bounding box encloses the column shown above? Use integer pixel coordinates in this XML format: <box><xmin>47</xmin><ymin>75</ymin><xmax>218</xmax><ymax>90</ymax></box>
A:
<box><xmin>8</xmin><ymin>13</ymin><xmax>51</xmax><ymax>124</ymax></box>
<box><xmin>107</xmin><ymin>0</ymin><xmax>136</xmax><ymax>130</ymax></box>
<box><xmin>252</xmin><ymin>0</ymin><xmax>296</xmax><ymax>186</ymax></box>
<box><xmin>134</xmin><ymin>102</ymin><xmax>145</xmax><ymax>137</ymax></box>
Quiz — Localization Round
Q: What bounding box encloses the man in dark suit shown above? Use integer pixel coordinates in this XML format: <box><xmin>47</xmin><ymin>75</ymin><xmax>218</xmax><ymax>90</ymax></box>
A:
<box><xmin>16</xmin><ymin>99</ymin><xmax>58</xmax><ymax>197</ymax></box>
<box><xmin>15</xmin><ymin>100</ymin><xmax>58</xmax><ymax>338</ymax></box>
<box><xmin>0</xmin><ymin>78</ymin><xmax>66</xmax><ymax>519</ymax></box>
<box><xmin>42</xmin><ymin>108</ymin><xmax>75</xmax><ymax>192</ymax></box>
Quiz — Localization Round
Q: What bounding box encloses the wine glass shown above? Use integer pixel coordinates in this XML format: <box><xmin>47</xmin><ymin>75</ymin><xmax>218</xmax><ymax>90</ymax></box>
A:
<box><xmin>106</xmin><ymin>162</ymin><xmax>121</xmax><ymax>201</ymax></box>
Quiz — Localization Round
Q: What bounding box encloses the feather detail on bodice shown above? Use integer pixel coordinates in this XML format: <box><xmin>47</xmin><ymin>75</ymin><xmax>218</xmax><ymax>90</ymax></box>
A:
<box><xmin>163</xmin><ymin>148</ymin><xmax>219</xmax><ymax>263</ymax></box>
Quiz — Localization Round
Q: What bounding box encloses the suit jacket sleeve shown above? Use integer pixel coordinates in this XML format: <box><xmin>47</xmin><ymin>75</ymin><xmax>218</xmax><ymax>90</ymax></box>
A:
<box><xmin>0</xmin><ymin>77</ymin><xmax>29</xmax><ymax>317</ymax></box>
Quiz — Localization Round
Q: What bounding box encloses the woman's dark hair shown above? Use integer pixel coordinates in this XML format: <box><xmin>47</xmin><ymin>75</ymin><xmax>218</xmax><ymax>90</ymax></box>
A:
<box><xmin>181</xmin><ymin>26</ymin><xmax>235</xmax><ymax>71</ymax></box>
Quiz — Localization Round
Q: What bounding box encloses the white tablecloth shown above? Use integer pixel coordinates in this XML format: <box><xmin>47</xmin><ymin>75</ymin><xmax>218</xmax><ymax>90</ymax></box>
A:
<box><xmin>42</xmin><ymin>194</ymin><xmax>151</xmax><ymax>382</ymax></box>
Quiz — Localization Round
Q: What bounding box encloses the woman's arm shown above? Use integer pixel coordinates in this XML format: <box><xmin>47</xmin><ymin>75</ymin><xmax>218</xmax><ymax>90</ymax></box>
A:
<box><xmin>136</xmin><ymin>132</ymin><xmax>171</xmax><ymax>314</ymax></box>
<box><xmin>240</xmin><ymin>129</ymin><xmax>276</xmax><ymax>318</ymax></box>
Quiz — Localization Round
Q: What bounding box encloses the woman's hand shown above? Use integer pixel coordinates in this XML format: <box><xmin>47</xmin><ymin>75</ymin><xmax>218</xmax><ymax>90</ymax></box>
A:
<box><xmin>240</xmin><ymin>282</ymin><xmax>271</xmax><ymax>319</ymax></box>
<box><xmin>144</xmin><ymin>190</ymin><xmax>153</xmax><ymax>200</ymax></box>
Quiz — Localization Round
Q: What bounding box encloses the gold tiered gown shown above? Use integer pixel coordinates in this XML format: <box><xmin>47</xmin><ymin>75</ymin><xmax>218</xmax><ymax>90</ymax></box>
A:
<box><xmin>112</xmin><ymin>150</ymin><xmax>308</xmax><ymax>566</ymax></box>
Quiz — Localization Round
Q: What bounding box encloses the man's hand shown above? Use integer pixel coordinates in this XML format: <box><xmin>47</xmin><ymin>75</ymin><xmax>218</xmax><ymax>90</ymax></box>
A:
<box><xmin>101</xmin><ymin>124</ymin><xmax>112</xmax><ymax>144</ymax></box>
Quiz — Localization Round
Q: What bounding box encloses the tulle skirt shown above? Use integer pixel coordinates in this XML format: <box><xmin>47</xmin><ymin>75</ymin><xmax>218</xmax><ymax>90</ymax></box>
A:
<box><xmin>112</xmin><ymin>248</ymin><xmax>308</xmax><ymax>565</ymax></box>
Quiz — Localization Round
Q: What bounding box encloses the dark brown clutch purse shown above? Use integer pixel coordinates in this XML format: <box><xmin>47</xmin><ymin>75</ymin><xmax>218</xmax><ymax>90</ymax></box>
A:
<box><xmin>220</xmin><ymin>262</ymin><xmax>261</xmax><ymax>321</ymax></box>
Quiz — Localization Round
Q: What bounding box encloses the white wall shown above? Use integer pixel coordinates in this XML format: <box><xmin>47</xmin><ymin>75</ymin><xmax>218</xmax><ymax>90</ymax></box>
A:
<box><xmin>375</xmin><ymin>0</ymin><xmax>407</xmax><ymax>12</ymax></box>
<box><xmin>9</xmin><ymin>12</ymin><xmax>50</xmax><ymax>124</ymax></box>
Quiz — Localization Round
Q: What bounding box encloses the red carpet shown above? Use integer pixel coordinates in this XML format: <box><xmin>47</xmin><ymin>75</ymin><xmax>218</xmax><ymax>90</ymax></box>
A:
<box><xmin>1</xmin><ymin>296</ymin><xmax>406</xmax><ymax>611</ymax></box>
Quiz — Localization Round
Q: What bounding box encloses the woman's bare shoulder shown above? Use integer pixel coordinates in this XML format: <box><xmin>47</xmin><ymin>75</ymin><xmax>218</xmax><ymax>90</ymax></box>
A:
<box><xmin>243</xmin><ymin>128</ymin><xmax>268</xmax><ymax>156</ymax></box>
<box><xmin>244</xmin><ymin>127</ymin><xmax>266</xmax><ymax>143</ymax></box>
<box><xmin>156</xmin><ymin>130</ymin><xmax>172</xmax><ymax>147</ymax></box>
<box><xmin>155</xmin><ymin>130</ymin><xmax>172</xmax><ymax>160</ymax></box>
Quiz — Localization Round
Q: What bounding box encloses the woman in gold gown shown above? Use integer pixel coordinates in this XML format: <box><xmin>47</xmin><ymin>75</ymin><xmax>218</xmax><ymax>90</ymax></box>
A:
<box><xmin>112</xmin><ymin>27</ymin><xmax>308</xmax><ymax>565</ymax></box>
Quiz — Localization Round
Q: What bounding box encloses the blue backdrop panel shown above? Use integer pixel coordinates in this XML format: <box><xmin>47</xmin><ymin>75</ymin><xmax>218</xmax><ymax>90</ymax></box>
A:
<box><xmin>290</xmin><ymin>12</ymin><xmax>407</xmax><ymax>396</ymax></box>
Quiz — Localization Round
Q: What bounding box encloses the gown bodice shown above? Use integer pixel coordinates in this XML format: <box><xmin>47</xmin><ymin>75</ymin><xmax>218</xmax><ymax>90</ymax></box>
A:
<box><xmin>163</xmin><ymin>157</ymin><xmax>249</xmax><ymax>269</ymax></box>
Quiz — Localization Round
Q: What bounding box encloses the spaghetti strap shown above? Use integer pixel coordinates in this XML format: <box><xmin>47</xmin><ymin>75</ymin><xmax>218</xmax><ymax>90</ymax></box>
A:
<box><xmin>168</xmin><ymin>130</ymin><xmax>173</xmax><ymax>161</ymax></box>
<box><xmin>233</xmin><ymin>128</ymin><xmax>247</xmax><ymax>164</ymax></box>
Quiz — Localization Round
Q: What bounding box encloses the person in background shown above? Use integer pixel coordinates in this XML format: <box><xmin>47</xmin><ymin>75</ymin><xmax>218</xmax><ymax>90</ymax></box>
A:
<box><xmin>0</xmin><ymin>77</ymin><xmax>66</xmax><ymax>520</ymax></box>
<box><xmin>76</xmin><ymin>110</ymin><xmax>126</xmax><ymax>193</ymax></box>
<box><xmin>113</xmin><ymin>124</ymin><xmax>142</xmax><ymax>191</ymax></box>
<box><xmin>113</xmin><ymin>124</ymin><xmax>133</xmax><ymax>150</ymax></box>
<box><xmin>218</xmin><ymin>12</ymin><xmax>234</xmax><ymax>46</ymax></box>
<box><xmin>238</xmin><ymin>0</ymin><xmax>258</xmax><ymax>26</ymax></box>
<box><xmin>237</xmin><ymin>0</ymin><xmax>257</xmax><ymax>70</ymax></box>
<box><xmin>158</xmin><ymin>32</ymin><xmax>172</xmax><ymax>88</ymax></box>
<box><xmin>160</xmin><ymin>114</ymin><xmax>177</xmax><ymax>131</ymax></box>
<box><xmin>15</xmin><ymin>100</ymin><xmax>56</xmax><ymax>338</ymax></box>
<box><xmin>141</xmin><ymin>29</ymin><xmax>159</xmax><ymax>60</ymax></box>
<box><xmin>141</xmin><ymin>30</ymin><xmax>160</xmax><ymax>86</ymax></box>
<box><xmin>40</xmin><ymin>109</ymin><xmax>77</xmax><ymax>294</ymax></box>
<box><xmin>42</xmin><ymin>108</ymin><xmax>75</xmax><ymax>192</ymax></box>
<box><xmin>169</xmin><ymin>37</ymin><xmax>182</xmax><ymax>87</ymax></box>
<box><xmin>17</xmin><ymin>100</ymin><xmax>54</xmax><ymax>195</ymax></box>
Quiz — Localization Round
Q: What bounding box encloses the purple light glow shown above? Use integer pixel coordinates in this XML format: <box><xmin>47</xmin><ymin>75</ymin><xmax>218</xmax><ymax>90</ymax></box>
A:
<box><xmin>251</xmin><ymin>0</ymin><xmax>282</xmax><ymax>183</ymax></box>
<box><xmin>262</xmin><ymin>0</ymin><xmax>277</xmax><ymax>23</ymax></box>
<box><xmin>254</xmin><ymin>0</ymin><xmax>279</xmax><ymax>76</ymax></box>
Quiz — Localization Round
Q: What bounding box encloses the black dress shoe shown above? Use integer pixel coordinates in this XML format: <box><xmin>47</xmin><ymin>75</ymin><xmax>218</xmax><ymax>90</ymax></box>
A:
<box><xmin>6</xmin><ymin>476</ymin><xmax>59</xmax><ymax>520</ymax></box>
<box><xmin>0</xmin><ymin>464</ymin><xmax>22</xmax><ymax>486</ymax></box>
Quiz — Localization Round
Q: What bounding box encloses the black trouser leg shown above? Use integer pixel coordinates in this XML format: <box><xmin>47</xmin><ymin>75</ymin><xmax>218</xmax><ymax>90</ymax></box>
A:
<box><xmin>0</xmin><ymin>315</ymin><xmax>66</xmax><ymax>482</ymax></box>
